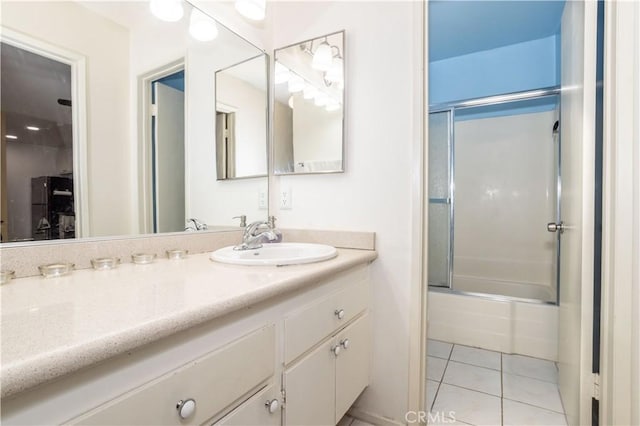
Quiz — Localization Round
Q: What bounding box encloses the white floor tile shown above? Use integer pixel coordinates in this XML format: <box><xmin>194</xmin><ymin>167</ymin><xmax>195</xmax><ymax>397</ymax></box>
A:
<box><xmin>337</xmin><ymin>415</ymin><xmax>354</xmax><ymax>426</ymax></box>
<box><xmin>450</xmin><ymin>345</ymin><xmax>501</xmax><ymax>370</ymax></box>
<box><xmin>427</xmin><ymin>413</ymin><xmax>473</xmax><ymax>425</ymax></box>
<box><xmin>428</xmin><ymin>339</ymin><xmax>453</xmax><ymax>359</ymax></box>
<box><xmin>427</xmin><ymin>380</ymin><xmax>440</xmax><ymax>410</ymax></box>
<box><xmin>427</xmin><ymin>356</ymin><xmax>448</xmax><ymax>381</ymax></box>
<box><xmin>442</xmin><ymin>360</ymin><xmax>502</xmax><ymax>396</ymax></box>
<box><xmin>432</xmin><ymin>383</ymin><xmax>502</xmax><ymax>426</ymax></box>
<box><xmin>503</xmin><ymin>353</ymin><xmax>558</xmax><ymax>383</ymax></box>
<box><xmin>503</xmin><ymin>373</ymin><xmax>565</xmax><ymax>413</ymax></box>
<box><xmin>503</xmin><ymin>399</ymin><xmax>567</xmax><ymax>426</ymax></box>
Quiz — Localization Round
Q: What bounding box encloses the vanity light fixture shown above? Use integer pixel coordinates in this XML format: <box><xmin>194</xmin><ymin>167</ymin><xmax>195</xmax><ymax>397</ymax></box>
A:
<box><xmin>303</xmin><ymin>84</ymin><xmax>318</xmax><ymax>100</ymax></box>
<box><xmin>325</xmin><ymin>99</ymin><xmax>340</xmax><ymax>112</ymax></box>
<box><xmin>312</xmin><ymin>38</ymin><xmax>333</xmax><ymax>71</ymax></box>
<box><xmin>274</xmin><ymin>62</ymin><xmax>290</xmax><ymax>84</ymax></box>
<box><xmin>325</xmin><ymin>56</ymin><xmax>343</xmax><ymax>84</ymax></box>
<box><xmin>314</xmin><ymin>92</ymin><xmax>328</xmax><ymax>107</ymax></box>
<box><xmin>189</xmin><ymin>8</ymin><xmax>218</xmax><ymax>41</ymax></box>
<box><xmin>287</xmin><ymin>74</ymin><xmax>305</xmax><ymax>93</ymax></box>
<box><xmin>26</xmin><ymin>126</ymin><xmax>40</xmax><ymax>131</ymax></box>
<box><xmin>234</xmin><ymin>0</ymin><xmax>266</xmax><ymax>21</ymax></box>
<box><xmin>150</xmin><ymin>0</ymin><xmax>184</xmax><ymax>22</ymax></box>
<box><xmin>5</xmin><ymin>135</ymin><xmax>18</xmax><ymax>140</ymax></box>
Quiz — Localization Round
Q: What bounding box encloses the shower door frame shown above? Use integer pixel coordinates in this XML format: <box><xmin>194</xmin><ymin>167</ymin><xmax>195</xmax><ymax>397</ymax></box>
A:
<box><xmin>428</xmin><ymin>85</ymin><xmax>562</xmax><ymax>305</ymax></box>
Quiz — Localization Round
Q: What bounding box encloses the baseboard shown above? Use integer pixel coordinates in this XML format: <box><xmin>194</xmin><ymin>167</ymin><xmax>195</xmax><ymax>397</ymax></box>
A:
<box><xmin>348</xmin><ymin>407</ymin><xmax>406</xmax><ymax>426</ymax></box>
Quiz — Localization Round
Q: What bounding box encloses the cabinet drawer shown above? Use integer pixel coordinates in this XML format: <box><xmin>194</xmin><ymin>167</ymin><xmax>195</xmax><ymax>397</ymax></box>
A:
<box><xmin>69</xmin><ymin>325</ymin><xmax>275</xmax><ymax>426</ymax></box>
<box><xmin>284</xmin><ymin>267</ymin><xmax>368</xmax><ymax>364</ymax></box>
<box><xmin>214</xmin><ymin>383</ymin><xmax>281</xmax><ymax>426</ymax></box>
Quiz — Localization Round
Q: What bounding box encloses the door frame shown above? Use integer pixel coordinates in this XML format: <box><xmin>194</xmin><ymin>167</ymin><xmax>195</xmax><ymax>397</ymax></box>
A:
<box><xmin>137</xmin><ymin>59</ymin><xmax>185</xmax><ymax>234</ymax></box>
<box><xmin>600</xmin><ymin>0</ymin><xmax>640</xmax><ymax>423</ymax></box>
<box><xmin>0</xmin><ymin>27</ymin><xmax>89</xmax><ymax>237</ymax></box>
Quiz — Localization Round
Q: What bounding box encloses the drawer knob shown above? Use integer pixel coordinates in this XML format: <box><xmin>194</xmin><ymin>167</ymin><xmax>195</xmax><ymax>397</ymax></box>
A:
<box><xmin>332</xmin><ymin>344</ymin><xmax>341</xmax><ymax>356</ymax></box>
<box><xmin>176</xmin><ymin>398</ymin><xmax>196</xmax><ymax>419</ymax></box>
<box><xmin>334</xmin><ymin>309</ymin><xmax>345</xmax><ymax>320</ymax></box>
<box><xmin>265</xmin><ymin>399</ymin><xmax>280</xmax><ymax>414</ymax></box>
<box><xmin>340</xmin><ymin>338</ymin><xmax>350</xmax><ymax>349</ymax></box>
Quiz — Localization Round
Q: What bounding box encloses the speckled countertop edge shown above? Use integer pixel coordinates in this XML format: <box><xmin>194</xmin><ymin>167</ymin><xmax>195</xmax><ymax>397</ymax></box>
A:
<box><xmin>0</xmin><ymin>249</ymin><xmax>377</xmax><ymax>398</ymax></box>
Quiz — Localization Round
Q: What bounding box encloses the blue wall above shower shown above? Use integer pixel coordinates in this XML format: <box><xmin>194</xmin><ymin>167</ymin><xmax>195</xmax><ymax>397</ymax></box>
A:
<box><xmin>429</xmin><ymin>0</ymin><xmax>566</xmax><ymax>107</ymax></box>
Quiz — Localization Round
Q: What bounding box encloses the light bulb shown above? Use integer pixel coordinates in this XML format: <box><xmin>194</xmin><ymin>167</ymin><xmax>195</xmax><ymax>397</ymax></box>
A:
<box><xmin>150</xmin><ymin>0</ymin><xmax>184</xmax><ymax>22</ymax></box>
<box><xmin>314</xmin><ymin>92</ymin><xmax>328</xmax><ymax>106</ymax></box>
<box><xmin>288</xmin><ymin>74</ymin><xmax>305</xmax><ymax>93</ymax></box>
<box><xmin>325</xmin><ymin>100</ymin><xmax>340</xmax><ymax>112</ymax></box>
<box><xmin>325</xmin><ymin>57</ymin><xmax>343</xmax><ymax>83</ymax></box>
<box><xmin>189</xmin><ymin>8</ymin><xmax>218</xmax><ymax>41</ymax></box>
<box><xmin>312</xmin><ymin>40</ymin><xmax>333</xmax><ymax>71</ymax></box>
<box><xmin>303</xmin><ymin>84</ymin><xmax>318</xmax><ymax>100</ymax></box>
<box><xmin>234</xmin><ymin>0</ymin><xmax>265</xmax><ymax>21</ymax></box>
<box><xmin>275</xmin><ymin>62</ymin><xmax>290</xmax><ymax>84</ymax></box>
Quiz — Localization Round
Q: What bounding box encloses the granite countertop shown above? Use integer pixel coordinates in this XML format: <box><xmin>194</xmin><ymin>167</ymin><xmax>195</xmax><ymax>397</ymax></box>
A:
<box><xmin>0</xmin><ymin>248</ymin><xmax>377</xmax><ymax>398</ymax></box>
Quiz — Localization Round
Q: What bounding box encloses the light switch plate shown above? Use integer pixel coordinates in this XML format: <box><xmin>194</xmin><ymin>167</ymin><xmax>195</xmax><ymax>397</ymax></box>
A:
<box><xmin>258</xmin><ymin>189</ymin><xmax>267</xmax><ymax>210</ymax></box>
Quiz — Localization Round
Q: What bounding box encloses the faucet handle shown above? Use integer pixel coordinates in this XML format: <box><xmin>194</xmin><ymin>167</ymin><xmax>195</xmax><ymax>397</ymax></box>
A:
<box><xmin>233</xmin><ymin>215</ymin><xmax>247</xmax><ymax>227</ymax></box>
<box><xmin>268</xmin><ymin>216</ymin><xmax>277</xmax><ymax>229</ymax></box>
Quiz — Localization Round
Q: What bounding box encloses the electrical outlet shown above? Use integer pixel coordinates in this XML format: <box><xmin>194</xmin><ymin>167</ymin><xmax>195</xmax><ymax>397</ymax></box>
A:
<box><xmin>280</xmin><ymin>187</ymin><xmax>292</xmax><ymax>210</ymax></box>
<box><xmin>258</xmin><ymin>189</ymin><xmax>267</xmax><ymax>210</ymax></box>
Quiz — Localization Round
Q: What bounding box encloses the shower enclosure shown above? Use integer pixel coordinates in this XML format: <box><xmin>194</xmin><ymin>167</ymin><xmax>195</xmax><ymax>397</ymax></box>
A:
<box><xmin>428</xmin><ymin>87</ymin><xmax>561</xmax><ymax>304</ymax></box>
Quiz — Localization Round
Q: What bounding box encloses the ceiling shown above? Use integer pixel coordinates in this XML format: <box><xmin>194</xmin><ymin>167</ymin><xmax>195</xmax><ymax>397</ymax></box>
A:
<box><xmin>429</xmin><ymin>0</ymin><xmax>566</xmax><ymax>62</ymax></box>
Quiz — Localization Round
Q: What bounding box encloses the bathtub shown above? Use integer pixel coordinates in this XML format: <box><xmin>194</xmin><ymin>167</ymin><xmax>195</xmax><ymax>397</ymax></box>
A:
<box><xmin>427</xmin><ymin>289</ymin><xmax>558</xmax><ymax>361</ymax></box>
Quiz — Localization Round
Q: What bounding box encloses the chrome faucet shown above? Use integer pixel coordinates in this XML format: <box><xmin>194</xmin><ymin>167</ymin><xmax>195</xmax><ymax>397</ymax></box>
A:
<box><xmin>235</xmin><ymin>217</ymin><xmax>281</xmax><ymax>250</ymax></box>
<box><xmin>185</xmin><ymin>218</ymin><xmax>208</xmax><ymax>231</ymax></box>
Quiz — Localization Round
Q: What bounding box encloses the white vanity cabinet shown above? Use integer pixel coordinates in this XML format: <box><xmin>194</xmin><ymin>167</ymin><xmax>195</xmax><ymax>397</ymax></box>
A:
<box><xmin>282</xmin><ymin>266</ymin><xmax>371</xmax><ymax>426</ymax></box>
<box><xmin>214</xmin><ymin>383</ymin><xmax>282</xmax><ymax>426</ymax></box>
<box><xmin>69</xmin><ymin>325</ymin><xmax>276</xmax><ymax>426</ymax></box>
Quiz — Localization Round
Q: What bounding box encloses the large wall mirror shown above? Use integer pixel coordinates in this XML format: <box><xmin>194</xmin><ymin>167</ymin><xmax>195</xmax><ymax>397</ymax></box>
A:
<box><xmin>0</xmin><ymin>0</ymin><xmax>268</xmax><ymax>244</ymax></box>
<box><xmin>273</xmin><ymin>31</ymin><xmax>345</xmax><ymax>175</ymax></box>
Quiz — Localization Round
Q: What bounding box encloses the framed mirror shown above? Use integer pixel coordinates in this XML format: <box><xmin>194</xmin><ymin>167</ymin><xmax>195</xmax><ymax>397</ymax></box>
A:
<box><xmin>273</xmin><ymin>31</ymin><xmax>345</xmax><ymax>175</ymax></box>
<box><xmin>0</xmin><ymin>1</ymin><xmax>268</xmax><ymax>244</ymax></box>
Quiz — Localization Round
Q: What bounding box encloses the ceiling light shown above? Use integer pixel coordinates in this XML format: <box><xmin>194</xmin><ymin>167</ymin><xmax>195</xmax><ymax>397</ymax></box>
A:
<box><xmin>189</xmin><ymin>8</ymin><xmax>218</xmax><ymax>41</ymax></box>
<box><xmin>314</xmin><ymin>92</ymin><xmax>328</xmax><ymax>107</ymax></box>
<box><xmin>26</xmin><ymin>126</ymin><xmax>40</xmax><ymax>131</ymax></box>
<box><xmin>234</xmin><ymin>0</ymin><xmax>265</xmax><ymax>21</ymax></box>
<box><xmin>303</xmin><ymin>84</ymin><xmax>318</xmax><ymax>100</ymax></box>
<box><xmin>150</xmin><ymin>0</ymin><xmax>184</xmax><ymax>22</ymax></box>
<box><xmin>5</xmin><ymin>135</ymin><xmax>18</xmax><ymax>140</ymax></box>
<box><xmin>325</xmin><ymin>57</ymin><xmax>343</xmax><ymax>83</ymax></box>
<box><xmin>287</xmin><ymin>74</ymin><xmax>305</xmax><ymax>93</ymax></box>
<box><xmin>312</xmin><ymin>40</ymin><xmax>333</xmax><ymax>71</ymax></box>
<box><xmin>275</xmin><ymin>62</ymin><xmax>290</xmax><ymax>84</ymax></box>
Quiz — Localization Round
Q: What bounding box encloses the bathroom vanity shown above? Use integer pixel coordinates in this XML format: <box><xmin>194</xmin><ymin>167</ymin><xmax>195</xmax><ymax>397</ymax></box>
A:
<box><xmin>0</xmin><ymin>249</ymin><xmax>376</xmax><ymax>425</ymax></box>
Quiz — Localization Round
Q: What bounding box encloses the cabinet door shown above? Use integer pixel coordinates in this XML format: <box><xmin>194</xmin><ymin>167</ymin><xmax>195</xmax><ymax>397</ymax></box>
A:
<box><xmin>215</xmin><ymin>384</ymin><xmax>281</xmax><ymax>426</ymax></box>
<box><xmin>283</xmin><ymin>338</ymin><xmax>336</xmax><ymax>425</ymax></box>
<box><xmin>335</xmin><ymin>314</ymin><xmax>370</xmax><ymax>423</ymax></box>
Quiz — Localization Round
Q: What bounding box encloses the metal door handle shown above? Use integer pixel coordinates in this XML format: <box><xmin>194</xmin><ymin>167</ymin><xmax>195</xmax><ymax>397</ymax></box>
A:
<box><xmin>547</xmin><ymin>222</ymin><xmax>565</xmax><ymax>233</ymax></box>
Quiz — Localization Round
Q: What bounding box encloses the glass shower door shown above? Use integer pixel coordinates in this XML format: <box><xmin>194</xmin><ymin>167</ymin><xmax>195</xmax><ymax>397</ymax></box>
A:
<box><xmin>428</xmin><ymin>111</ymin><xmax>453</xmax><ymax>287</ymax></box>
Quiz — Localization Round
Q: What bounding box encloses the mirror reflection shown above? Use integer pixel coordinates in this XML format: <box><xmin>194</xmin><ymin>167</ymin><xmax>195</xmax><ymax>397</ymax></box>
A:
<box><xmin>273</xmin><ymin>31</ymin><xmax>345</xmax><ymax>175</ymax></box>
<box><xmin>0</xmin><ymin>1</ymin><xmax>268</xmax><ymax>243</ymax></box>
<box><xmin>215</xmin><ymin>55</ymin><xmax>268</xmax><ymax>180</ymax></box>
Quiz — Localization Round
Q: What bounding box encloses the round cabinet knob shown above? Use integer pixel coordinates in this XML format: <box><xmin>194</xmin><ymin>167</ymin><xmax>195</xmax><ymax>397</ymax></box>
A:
<box><xmin>340</xmin><ymin>338</ymin><xmax>350</xmax><ymax>349</ymax></box>
<box><xmin>265</xmin><ymin>399</ymin><xmax>279</xmax><ymax>414</ymax></box>
<box><xmin>176</xmin><ymin>398</ymin><xmax>196</xmax><ymax>420</ymax></box>
<box><xmin>332</xmin><ymin>345</ymin><xmax>341</xmax><ymax>356</ymax></box>
<box><xmin>335</xmin><ymin>309</ymin><xmax>345</xmax><ymax>320</ymax></box>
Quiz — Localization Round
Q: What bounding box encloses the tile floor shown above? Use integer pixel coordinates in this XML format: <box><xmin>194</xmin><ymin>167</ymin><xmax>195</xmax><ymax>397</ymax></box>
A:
<box><xmin>427</xmin><ymin>340</ymin><xmax>567</xmax><ymax>426</ymax></box>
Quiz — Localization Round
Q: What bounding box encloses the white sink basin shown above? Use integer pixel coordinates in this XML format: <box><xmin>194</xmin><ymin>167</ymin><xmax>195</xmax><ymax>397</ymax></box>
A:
<box><xmin>210</xmin><ymin>243</ymin><xmax>338</xmax><ymax>266</ymax></box>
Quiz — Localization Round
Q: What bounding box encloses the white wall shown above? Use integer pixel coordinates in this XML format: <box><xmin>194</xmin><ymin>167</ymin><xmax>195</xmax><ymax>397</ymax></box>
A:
<box><xmin>269</xmin><ymin>2</ymin><xmax>421</xmax><ymax>423</ymax></box>
<box><xmin>453</xmin><ymin>111</ymin><xmax>557</xmax><ymax>302</ymax></box>
<box><xmin>1</xmin><ymin>1</ymin><xmax>132</xmax><ymax>237</ymax></box>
